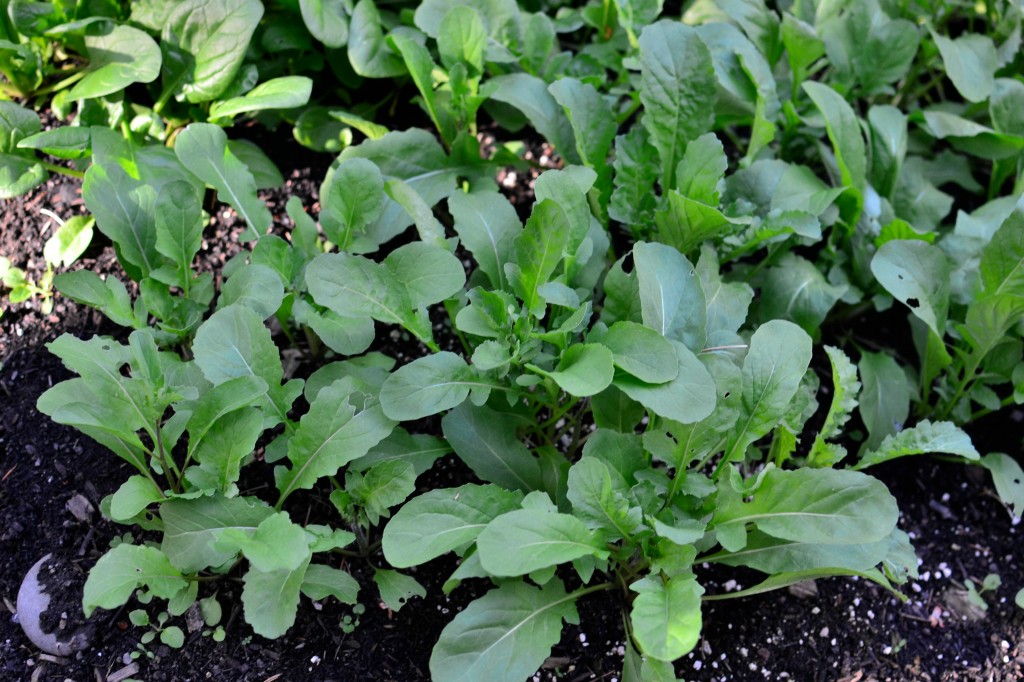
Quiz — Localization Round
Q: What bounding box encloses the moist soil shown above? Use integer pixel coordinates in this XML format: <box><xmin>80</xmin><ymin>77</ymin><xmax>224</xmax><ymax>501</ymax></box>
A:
<box><xmin>2</xmin><ymin>134</ymin><xmax>1024</xmax><ymax>682</ymax></box>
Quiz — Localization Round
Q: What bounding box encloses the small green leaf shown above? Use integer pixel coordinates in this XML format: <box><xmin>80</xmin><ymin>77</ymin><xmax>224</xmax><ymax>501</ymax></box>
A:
<box><xmin>597</xmin><ymin>321</ymin><xmax>678</xmax><ymax>383</ymax></box>
<box><xmin>43</xmin><ymin>216</ymin><xmax>94</xmax><ymax>269</ymax></box>
<box><xmin>299</xmin><ymin>0</ymin><xmax>349</xmax><ymax>47</ymax></box>
<box><xmin>437</xmin><ymin>6</ymin><xmax>485</xmax><ymax>73</ymax></box>
<box><xmin>630</xmin><ymin>575</ymin><xmax>703</xmax><ymax>662</ymax></box>
<box><xmin>982</xmin><ymin>453</ymin><xmax>1024</xmax><ymax>519</ymax></box>
<box><xmin>614</xmin><ymin>340</ymin><xmax>717</xmax><ymax>424</ymax></box>
<box><xmin>871</xmin><ymin>240</ymin><xmax>951</xmax><ymax>337</ymax></box>
<box><xmin>160</xmin><ymin>626</ymin><xmax>185</xmax><ymax>649</ymax></box>
<box><xmin>546</xmin><ymin>344</ymin><xmax>614</xmax><ymax>397</ymax></box>
<box><xmin>161</xmin><ymin>495</ymin><xmax>274</xmax><ymax>573</ymax></box>
<box><xmin>109</xmin><ymin>475</ymin><xmax>164</xmax><ymax>522</ymax></box>
<box><xmin>857</xmin><ymin>351</ymin><xmax>910</xmax><ymax>451</ymax></box>
<box><xmin>347</xmin><ymin>0</ymin><xmax>405</xmax><ymax>77</ymax></box>
<box><xmin>374</xmin><ymin>568</ymin><xmax>426</xmax><ymax>612</ymax></box>
<box><xmin>216</xmin><ymin>512</ymin><xmax>310</xmax><ymax>573</ymax></box>
<box><xmin>320</xmin><ymin>158</ymin><xmax>385</xmax><ymax>249</ymax></box>
<box><xmin>301</xmin><ymin>565</ymin><xmax>359</xmax><ymax>604</ymax></box>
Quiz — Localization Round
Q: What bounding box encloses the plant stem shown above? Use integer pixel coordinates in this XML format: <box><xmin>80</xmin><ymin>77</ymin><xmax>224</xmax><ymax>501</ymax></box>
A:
<box><xmin>39</xmin><ymin>161</ymin><xmax>84</xmax><ymax>179</ymax></box>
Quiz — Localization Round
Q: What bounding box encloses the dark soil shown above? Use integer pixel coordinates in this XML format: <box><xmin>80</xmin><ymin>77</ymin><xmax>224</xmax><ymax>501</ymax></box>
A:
<box><xmin>2</xmin><ymin>131</ymin><xmax>1023</xmax><ymax>682</ymax></box>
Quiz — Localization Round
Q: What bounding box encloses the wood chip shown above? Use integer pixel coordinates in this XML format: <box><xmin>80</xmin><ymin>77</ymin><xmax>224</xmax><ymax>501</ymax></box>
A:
<box><xmin>107</xmin><ymin>662</ymin><xmax>139</xmax><ymax>682</ymax></box>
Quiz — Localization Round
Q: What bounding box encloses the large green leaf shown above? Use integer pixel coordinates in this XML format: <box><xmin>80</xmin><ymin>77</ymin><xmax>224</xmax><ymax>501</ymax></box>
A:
<box><xmin>930</xmin><ymin>29</ymin><xmax>997</xmax><ymax>103</ymax></box>
<box><xmin>347</xmin><ymin>0</ymin><xmax>405</xmax><ymax>77</ymax></box>
<box><xmin>708</xmin><ymin>529</ymin><xmax>899</xmax><ymax>575</ymax></box>
<box><xmin>546</xmin><ymin>343</ymin><xmax>614</xmax><ymax>397</ymax></box>
<box><xmin>759</xmin><ymin>253</ymin><xmax>846</xmax><ymax>335</ymax></box>
<box><xmin>857</xmin><ymin>351</ymin><xmax>910</xmax><ymax>451</ymax></box>
<box><xmin>241</xmin><ymin>556</ymin><xmax>309</xmax><ymax>638</ymax></box>
<box><xmin>82</xmin><ymin>163</ymin><xmax>159</xmax><ymax>280</ymax></box>
<box><xmin>633</xmin><ymin>242</ymin><xmax>706</xmax><ymax>351</ymax></box>
<box><xmin>174</xmin><ymin>124</ymin><xmax>271</xmax><ymax>241</ymax></box>
<box><xmin>299</xmin><ymin>0</ymin><xmax>349</xmax><ymax>48</ymax></box>
<box><xmin>430</xmin><ymin>580</ymin><xmax>578</xmax><ymax>682</ymax></box>
<box><xmin>803</xmin><ymin>80</ymin><xmax>866</xmax><ymax>197</ymax></box>
<box><xmin>442</xmin><ymin>403</ymin><xmax>543</xmax><ymax>493</ymax></box>
<box><xmin>638</xmin><ymin>21</ymin><xmax>716</xmax><ymax>189</ymax></box>
<box><xmin>477</xmin><ymin>509</ymin><xmax>606</xmax><ymax>576</ymax></box>
<box><xmin>83</xmin><ymin>544</ymin><xmax>188</xmax><ymax>617</ymax></box>
<box><xmin>152</xmin><ymin>181</ymin><xmax>204</xmax><ymax>291</ymax></box>
<box><xmin>566</xmin><ymin>458</ymin><xmax>641</xmax><ymax>539</ymax></box>
<box><xmin>724</xmin><ymin>320</ymin><xmax>812</xmax><ymax>461</ymax></box>
<box><xmin>448</xmin><ymin>190</ymin><xmax>521</xmax><ymax>290</ymax></box>
<box><xmin>630</xmin><ymin>575</ymin><xmax>703</xmax><ymax>662</ymax></box>
<box><xmin>381</xmin><ymin>353</ymin><xmax>488</xmax><ymax>420</ymax></box>
<box><xmin>548</xmin><ymin>77</ymin><xmax>616</xmax><ymax>171</ymax></box>
<box><xmin>819</xmin><ymin>0</ymin><xmax>919</xmax><ymax>94</ymax></box>
<box><xmin>871</xmin><ymin>239</ymin><xmax>950</xmax><ymax>337</ymax></box>
<box><xmin>713</xmin><ymin>468</ymin><xmax>899</xmax><ymax>550</ymax></box>
<box><xmin>488</xmin><ymin>73</ymin><xmax>578</xmax><ymax>163</ymax></box>
<box><xmin>614</xmin><ymin>340</ymin><xmax>717</xmax><ymax>424</ymax></box>
<box><xmin>597</xmin><ymin>321</ymin><xmax>678</xmax><ymax>383</ymax></box>
<box><xmin>609</xmin><ymin>127</ymin><xmax>659</xmax><ymax>227</ymax></box>
<box><xmin>161</xmin><ymin>495</ymin><xmax>274</xmax><ymax>572</ymax></box>
<box><xmin>320</xmin><ymin>158</ymin><xmax>385</xmax><ymax>249</ymax></box>
<box><xmin>978</xmin><ymin>209</ymin><xmax>1024</xmax><ymax>299</ymax></box>
<box><xmin>382</xmin><ymin>484</ymin><xmax>523</xmax><ymax>567</ymax></box>
<box><xmin>186</xmin><ymin>408</ymin><xmax>263</xmax><ymax>492</ymax></box>
<box><xmin>208</xmin><ymin>76</ymin><xmax>313</xmax><ymax>121</ymax></box>
<box><xmin>68</xmin><ymin>25</ymin><xmax>161</xmax><ymax>100</ymax></box>
<box><xmin>507</xmin><ymin>199</ymin><xmax>571</xmax><ymax>317</ymax></box>
<box><xmin>161</xmin><ymin>0</ymin><xmax>263</xmax><ymax>103</ymax></box>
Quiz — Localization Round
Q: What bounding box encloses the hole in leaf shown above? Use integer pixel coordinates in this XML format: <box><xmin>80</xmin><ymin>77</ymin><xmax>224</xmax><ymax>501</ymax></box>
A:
<box><xmin>906</xmin><ymin>298</ymin><xmax>919</xmax><ymax>308</ymax></box>
<box><xmin>621</xmin><ymin>253</ymin><xmax>635</xmax><ymax>273</ymax></box>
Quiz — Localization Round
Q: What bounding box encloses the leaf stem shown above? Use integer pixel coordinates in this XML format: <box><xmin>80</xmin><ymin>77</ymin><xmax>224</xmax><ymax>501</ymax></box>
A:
<box><xmin>39</xmin><ymin>161</ymin><xmax>84</xmax><ymax>179</ymax></box>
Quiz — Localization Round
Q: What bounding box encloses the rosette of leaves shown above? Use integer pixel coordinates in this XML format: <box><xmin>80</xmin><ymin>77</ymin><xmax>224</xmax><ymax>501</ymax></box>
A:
<box><xmin>336</xmin><ymin>171</ymin><xmax>918</xmax><ymax>681</ymax></box>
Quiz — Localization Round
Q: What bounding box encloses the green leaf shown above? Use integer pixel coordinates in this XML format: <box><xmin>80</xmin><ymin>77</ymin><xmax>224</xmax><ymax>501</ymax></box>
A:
<box><xmin>152</xmin><ymin>181</ymin><xmax>203</xmax><ymax>290</ymax></box>
<box><xmin>109</xmin><ymin>475</ymin><xmax>164</xmax><ymax>522</ymax></box>
<box><xmin>184</xmin><ymin>375</ymin><xmax>268</xmax><ymax>459</ymax></box>
<box><xmin>299</xmin><ymin>0</ymin><xmax>349</xmax><ymax>48</ymax></box>
<box><xmin>808</xmin><ymin>346</ymin><xmax>860</xmax><ymax>466</ymax></box>
<box><xmin>675</xmin><ymin>133</ymin><xmax>726</xmax><ymax>205</ymax></box>
<box><xmin>301</xmin><ymin>564</ymin><xmax>359</xmax><ymax>603</ymax></box>
<box><xmin>161</xmin><ymin>0</ymin><xmax>263</xmax><ymax>103</ymax></box>
<box><xmin>634</xmin><ymin>242</ymin><xmax>706</xmax><ymax>351</ymax></box>
<box><xmin>566</xmin><ymin>458</ymin><xmax>641</xmax><ymax>539</ymax></box>
<box><xmin>382</xmin><ymin>484</ymin><xmax>523</xmax><ymax>567</ymax></box>
<box><xmin>374</xmin><ymin>568</ymin><xmax>426</xmax><ymax>612</ymax></box>
<box><xmin>193</xmin><ymin>305</ymin><xmax>281</xmax><ymax>387</ymax></box>
<box><xmin>725</xmin><ymin>320</ymin><xmax>813</xmax><ymax>461</ymax></box>
<box><xmin>507</xmin><ymin>199</ymin><xmax>571</xmax><ymax>317</ymax></box>
<box><xmin>856</xmin><ymin>420</ymin><xmax>980</xmax><ymax>469</ymax></box>
<box><xmin>548</xmin><ymin>77</ymin><xmax>616</xmax><ymax>171</ymax></box>
<box><xmin>979</xmin><ymin>209</ymin><xmax>1024</xmax><ymax>299</ymax></box>
<box><xmin>871</xmin><ymin>240</ymin><xmax>951</xmax><ymax>337</ymax></box>
<box><xmin>448</xmin><ymin>190</ymin><xmax>521</xmax><ymax>290</ymax></box>
<box><xmin>630</xmin><ymin>575</ymin><xmax>703</xmax><ymax>662</ymax></box>
<box><xmin>43</xmin><ymin>215</ymin><xmax>93</xmax><ymax>269</ymax></box>
<box><xmin>488</xmin><ymin>73</ymin><xmax>578</xmax><ymax>164</ymax></box>
<box><xmin>819</xmin><ymin>0</ymin><xmax>919</xmax><ymax>94</ymax></box>
<box><xmin>918</xmin><ymin>111</ymin><xmax>1024</xmax><ymax>160</ymax></box>
<box><xmin>867</xmin><ymin>105</ymin><xmax>907</xmax><ymax>199</ymax></box>
<box><xmin>609</xmin><ymin>127</ymin><xmax>659</xmax><ymax>227</ymax></box>
<box><xmin>217</xmin><ymin>512</ymin><xmax>310</xmax><ymax>573</ymax></box>
<box><xmin>347</xmin><ymin>0</ymin><xmax>404</xmax><ymax>77</ymax></box>
<box><xmin>438</xmin><ymin>6</ymin><xmax>485</xmax><ymax>73</ymax></box>
<box><xmin>991</xmin><ymin>78</ymin><xmax>1024</xmax><ymax>136</ymax></box>
<box><xmin>614</xmin><ymin>340</ymin><xmax>717</xmax><ymax>424</ymax></box>
<box><xmin>803</xmin><ymin>80</ymin><xmax>866</xmax><ymax>197</ymax></box>
<box><xmin>533</xmin><ymin>167</ymin><xmax>596</xmax><ymax>262</ymax></box>
<box><xmin>186</xmin><ymin>408</ymin><xmax>263</xmax><ymax>492</ymax></box>
<box><xmin>759</xmin><ymin>253</ymin><xmax>847</xmax><ymax>335</ymax></box>
<box><xmin>381</xmin><ymin>353</ymin><xmax>488</xmax><ymax>420</ymax></box>
<box><xmin>81</xmin><ymin>163</ymin><xmax>158</xmax><ymax>280</ymax></box>
<box><xmin>293</xmin><ymin>302</ymin><xmax>375</xmax><ymax>357</ymax></box>
<box><xmin>858</xmin><ymin>351</ymin><xmax>910</xmax><ymax>451</ymax></box>
<box><xmin>347</xmin><ymin>459</ymin><xmax>416</xmax><ymax>525</ymax></box>
<box><xmin>208</xmin><ymin>76</ymin><xmax>313</xmax><ymax>121</ymax></box>
<box><xmin>477</xmin><ymin>509</ymin><xmax>607</xmax><ymax>577</ymax></box>
<box><xmin>546</xmin><ymin>343</ymin><xmax>614</xmax><ymax>397</ymax></box>
<box><xmin>430</xmin><ymin>580</ymin><xmax>578</xmax><ymax>682</ymax></box>
<box><xmin>83</xmin><ymin>544</ymin><xmax>188</xmax><ymax>616</ymax></box>
<box><xmin>982</xmin><ymin>453</ymin><xmax>1024</xmax><ymax>519</ymax></box>
<box><xmin>597</xmin><ymin>321</ymin><xmax>678</xmax><ymax>383</ymax></box>
<box><xmin>276</xmin><ymin>381</ymin><xmax>395</xmax><ymax>502</ymax></box>
<box><xmin>18</xmin><ymin>126</ymin><xmax>92</xmax><ymax>159</ymax></box>
<box><xmin>930</xmin><ymin>29</ymin><xmax>997</xmax><ymax>103</ymax></box>
<box><xmin>442</xmin><ymin>403</ymin><xmax>544</xmax><ymax>493</ymax></box>
<box><xmin>320</xmin><ymin>158</ymin><xmax>385</xmax><ymax>249</ymax></box>
<box><xmin>161</xmin><ymin>495</ymin><xmax>274</xmax><ymax>572</ymax></box>
<box><xmin>241</xmin><ymin>556</ymin><xmax>309</xmax><ymax>638</ymax></box>
<box><xmin>68</xmin><ymin>25</ymin><xmax>160</xmax><ymax>100</ymax></box>
<box><xmin>638</xmin><ymin>21</ymin><xmax>716</xmax><ymax>189</ymax></box>
<box><xmin>336</xmin><ymin>128</ymin><xmax>456</xmax><ymax>247</ymax></box>
<box><xmin>708</xmin><ymin>529</ymin><xmax>898</xmax><ymax>575</ymax></box>
<box><xmin>781</xmin><ymin>13</ymin><xmax>823</xmax><ymax>90</ymax></box>
<box><xmin>219</xmin><ymin>264</ymin><xmax>285</xmax><ymax>319</ymax></box>
<box><xmin>383</xmin><ymin>243</ymin><xmax>465</xmax><ymax>310</ymax></box>
<box><xmin>714</xmin><ymin>468</ymin><xmax>899</xmax><ymax>548</ymax></box>
<box><xmin>384</xmin><ymin>177</ymin><xmax>447</xmax><ymax>245</ymax></box>
<box><xmin>160</xmin><ymin>626</ymin><xmax>185</xmax><ymax>649</ymax></box>
<box><xmin>174</xmin><ymin>124</ymin><xmax>271</xmax><ymax>241</ymax></box>
<box><xmin>351</xmin><ymin>427</ymin><xmax>449</xmax><ymax>475</ymax></box>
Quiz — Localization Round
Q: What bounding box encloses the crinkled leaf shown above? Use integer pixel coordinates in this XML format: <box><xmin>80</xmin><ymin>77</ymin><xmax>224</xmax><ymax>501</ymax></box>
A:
<box><xmin>808</xmin><ymin>346</ymin><xmax>860</xmax><ymax>465</ymax></box>
<box><xmin>856</xmin><ymin>420</ymin><xmax>979</xmax><ymax>469</ymax></box>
